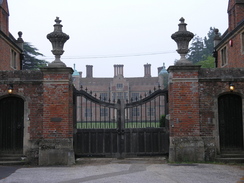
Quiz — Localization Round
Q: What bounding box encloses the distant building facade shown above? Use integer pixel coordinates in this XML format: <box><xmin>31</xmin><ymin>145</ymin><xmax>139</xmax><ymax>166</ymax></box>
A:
<box><xmin>72</xmin><ymin>64</ymin><xmax>168</xmax><ymax>126</ymax></box>
<box><xmin>0</xmin><ymin>0</ymin><xmax>24</xmax><ymax>70</ymax></box>
<box><xmin>74</xmin><ymin>64</ymin><xmax>167</xmax><ymax>102</ymax></box>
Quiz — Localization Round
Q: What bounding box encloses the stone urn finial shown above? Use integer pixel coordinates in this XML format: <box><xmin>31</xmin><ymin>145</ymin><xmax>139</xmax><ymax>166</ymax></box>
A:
<box><xmin>171</xmin><ymin>17</ymin><xmax>194</xmax><ymax>65</ymax></box>
<box><xmin>47</xmin><ymin>17</ymin><xmax>70</xmax><ymax>67</ymax></box>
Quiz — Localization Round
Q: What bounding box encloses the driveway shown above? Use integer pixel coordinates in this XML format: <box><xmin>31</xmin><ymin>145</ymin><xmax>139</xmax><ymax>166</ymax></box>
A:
<box><xmin>0</xmin><ymin>158</ymin><xmax>243</xmax><ymax>183</ymax></box>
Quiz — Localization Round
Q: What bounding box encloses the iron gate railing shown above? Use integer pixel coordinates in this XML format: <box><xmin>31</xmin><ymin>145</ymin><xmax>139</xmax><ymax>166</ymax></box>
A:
<box><xmin>73</xmin><ymin>87</ymin><xmax>169</xmax><ymax>158</ymax></box>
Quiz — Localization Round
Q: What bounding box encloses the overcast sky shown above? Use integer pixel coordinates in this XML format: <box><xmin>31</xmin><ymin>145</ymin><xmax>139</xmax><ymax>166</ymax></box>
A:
<box><xmin>8</xmin><ymin>0</ymin><xmax>228</xmax><ymax>77</ymax></box>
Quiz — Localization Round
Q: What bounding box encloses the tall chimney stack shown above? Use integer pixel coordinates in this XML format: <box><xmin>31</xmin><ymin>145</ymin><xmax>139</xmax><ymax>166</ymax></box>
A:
<box><xmin>144</xmin><ymin>63</ymin><xmax>151</xmax><ymax>77</ymax></box>
<box><xmin>114</xmin><ymin>65</ymin><xmax>124</xmax><ymax>77</ymax></box>
<box><xmin>86</xmin><ymin>65</ymin><xmax>93</xmax><ymax>78</ymax></box>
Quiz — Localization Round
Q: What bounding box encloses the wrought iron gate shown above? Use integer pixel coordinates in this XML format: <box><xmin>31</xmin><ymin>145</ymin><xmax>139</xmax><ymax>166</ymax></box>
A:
<box><xmin>0</xmin><ymin>96</ymin><xmax>24</xmax><ymax>154</ymax></box>
<box><xmin>73</xmin><ymin>87</ymin><xmax>169</xmax><ymax>158</ymax></box>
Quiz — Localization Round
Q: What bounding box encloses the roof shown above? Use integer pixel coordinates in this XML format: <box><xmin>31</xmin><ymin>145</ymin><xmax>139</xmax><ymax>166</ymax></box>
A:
<box><xmin>159</xmin><ymin>63</ymin><xmax>168</xmax><ymax>75</ymax></box>
<box><xmin>72</xmin><ymin>64</ymin><xmax>80</xmax><ymax>76</ymax></box>
<box><xmin>215</xmin><ymin>19</ymin><xmax>244</xmax><ymax>50</ymax></box>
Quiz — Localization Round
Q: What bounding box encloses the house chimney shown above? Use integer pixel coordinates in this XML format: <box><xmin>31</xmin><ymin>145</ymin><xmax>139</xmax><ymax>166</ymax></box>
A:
<box><xmin>213</xmin><ymin>29</ymin><xmax>221</xmax><ymax>47</ymax></box>
<box><xmin>144</xmin><ymin>63</ymin><xmax>151</xmax><ymax>77</ymax></box>
<box><xmin>228</xmin><ymin>0</ymin><xmax>244</xmax><ymax>32</ymax></box>
<box><xmin>114</xmin><ymin>65</ymin><xmax>124</xmax><ymax>77</ymax></box>
<box><xmin>86</xmin><ymin>65</ymin><xmax>93</xmax><ymax>78</ymax></box>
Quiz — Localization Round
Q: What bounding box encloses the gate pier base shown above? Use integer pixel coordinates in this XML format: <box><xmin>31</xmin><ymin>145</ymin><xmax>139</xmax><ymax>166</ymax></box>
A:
<box><xmin>169</xmin><ymin>136</ymin><xmax>204</xmax><ymax>162</ymax></box>
<box><xmin>39</xmin><ymin>139</ymin><xmax>75</xmax><ymax>166</ymax></box>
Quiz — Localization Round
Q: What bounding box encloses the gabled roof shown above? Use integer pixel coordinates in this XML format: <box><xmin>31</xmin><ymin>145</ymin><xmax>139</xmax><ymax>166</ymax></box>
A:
<box><xmin>215</xmin><ymin>19</ymin><xmax>244</xmax><ymax>50</ymax></box>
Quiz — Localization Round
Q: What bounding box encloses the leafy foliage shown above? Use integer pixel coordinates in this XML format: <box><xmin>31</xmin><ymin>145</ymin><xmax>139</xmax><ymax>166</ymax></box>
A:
<box><xmin>187</xmin><ymin>27</ymin><xmax>220</xmax><ymax>68</ymax></box>
<box><xmin>160</xmin><ymin>115</ymin><xmax>166</xmax><ymax>127</ymax></box>
<box><xmin>22</xmin><ymin>42</ymin><xmax>48</xmax><ymax>70</ymax></box>
<box><xmin>195</xmin><ymin>56</ymin><xmax>215</xmax><ymax>68</ymax></box>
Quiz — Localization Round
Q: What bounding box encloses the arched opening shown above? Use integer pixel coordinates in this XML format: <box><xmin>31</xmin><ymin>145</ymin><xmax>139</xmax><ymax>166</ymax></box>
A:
<box><xmin>0</xmin><ymin>96</ymin><xmax>24</xmax><ymax>154</ymax></box>
<box><xmin>218</xmin><ymin>94</ymin><xmax>243</xmax><ymax>151</ymax></box>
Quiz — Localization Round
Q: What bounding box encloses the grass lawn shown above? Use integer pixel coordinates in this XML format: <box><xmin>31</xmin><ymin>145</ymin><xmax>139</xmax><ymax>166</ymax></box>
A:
<box><xmin>77</xmin><ymin>121</ymin><xmax>161</xmax><ymax>129</ymax></box>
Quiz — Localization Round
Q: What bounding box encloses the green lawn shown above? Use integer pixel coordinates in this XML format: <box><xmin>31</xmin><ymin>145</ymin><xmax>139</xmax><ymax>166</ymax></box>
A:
<box><xmin>77</xmin><ymin>121</ymin><xmax>161</xmax><ymax>129</ymax></box>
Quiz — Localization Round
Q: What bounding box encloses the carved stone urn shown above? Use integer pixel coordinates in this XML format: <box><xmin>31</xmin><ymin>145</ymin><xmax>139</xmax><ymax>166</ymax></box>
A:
<box><xmin>47</xmin><ymin>17</ymin><xmax>70</xmax><ymax>67</ymax></box>
<box><xmin>171</xmin><ymin>17</ymin><xmax>194</xmax><ymax>65</ymax></box>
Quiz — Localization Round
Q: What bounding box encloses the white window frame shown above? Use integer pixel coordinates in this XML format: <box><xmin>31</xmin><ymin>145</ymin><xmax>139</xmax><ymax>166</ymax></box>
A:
<box><xmin>11</xmin><ymin>49</ymin><xmax>17</xmax><ymax>69</ymax></box>
<box><xmin>221</xmin><ymin>46</ymin><xmax>227</xmax><ymax>67</ymax></box>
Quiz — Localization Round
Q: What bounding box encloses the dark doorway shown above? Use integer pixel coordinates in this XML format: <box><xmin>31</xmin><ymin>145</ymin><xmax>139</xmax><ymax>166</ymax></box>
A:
<box><xmin>218</xmin><ymin>94</ymin><xmax>243</xmax><ymax>151</ymax></box>
<box><xmin>0</xmin><ymin>97</ymin><xmax>24</xmax><ymax>154</ymax></box>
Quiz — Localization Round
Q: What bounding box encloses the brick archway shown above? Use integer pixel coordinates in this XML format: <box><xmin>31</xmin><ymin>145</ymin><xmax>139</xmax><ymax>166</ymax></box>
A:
<box><xmin>218</xmin><ymin>94</ymin><xmax>243</xmax><ymax>151</ymax></box>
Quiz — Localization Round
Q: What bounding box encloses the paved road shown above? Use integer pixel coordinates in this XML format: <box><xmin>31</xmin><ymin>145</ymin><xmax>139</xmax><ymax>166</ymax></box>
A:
<box><xmin>0</xmin><ymin>158</ymin><xmax>243</xmax><ymax>183</ymax></box>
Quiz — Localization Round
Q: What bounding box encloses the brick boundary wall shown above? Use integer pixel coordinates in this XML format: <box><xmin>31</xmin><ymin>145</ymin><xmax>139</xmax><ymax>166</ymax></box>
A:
<box><xmin>0</xmin><ymin>67</ymin><xmax>243</xmax><ymax>164</ymax></box>
<box><xmin>168</xmin><ymin>66</ymin><xmax>244</xmax><ymax>162</ymax></box>
<box><xmin>0</xmin><ymin>68</ymin><xmax>75</xmax><ymax>165</ymax></box>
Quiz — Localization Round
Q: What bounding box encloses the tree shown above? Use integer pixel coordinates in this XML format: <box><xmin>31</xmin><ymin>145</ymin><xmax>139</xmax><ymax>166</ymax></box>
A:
<box><xmin>187</xmin><ymin>27</ymin><xmax>221</xmax><ymax>68</ymax></box>
<box><xmin>22</xmin><ymin>42</ymin><xmax>48</xmax><ymax>70</ymax></box>
<box><xmin>195</xmin><ymin>56</ymin><xmax>215</xmax><ymax>68</ymax></box>
<box><xmin>187</xmin><ymin>36</ymin><xmax>204</xmax><ymax>64</ymax></box>
<box><xmin>203</xmin><ymin>27</ymin><xmax>216</xmax><ymax>57</ymax></box>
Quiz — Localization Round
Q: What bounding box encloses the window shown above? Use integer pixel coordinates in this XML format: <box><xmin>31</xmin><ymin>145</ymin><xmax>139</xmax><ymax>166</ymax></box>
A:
<box><xmin>100</xmin><ymin>108</ymin><xmax>108</xmax><ymax>117</ymax></box>
<box><xmin>132</xmin><ymin>107</ymin><xmax>140</xmax><ymax>117</ymax></box>
<box><xmin>85</xmin><ymin>108</ymin><xmax>92</xmax><ymax>118</ymax></box>
<box><xmin>221</xmin><ymin>47</ymin><xmax>227</xmax><ymax>66</ymax></box>
<box><xmin>112</xmin><ymin>92</ymin><xmax>128</xmax><ymax>101</ymax></box>
<box><xmin>124</xmin><ymin>92</ymin><xmax>128</xmax><ymax>100</ymax></box>
<box><xmin>117</xmin><ymin>83</ymin><xmax>123</xmax><ymax>89</ymax></box>
<box><xmin>112</xmin><ymin>93</ymin><xmax>116</xmax><ymax>101</ymax></box>
<box><xmin>11</xmin><ymin>50</ymin><xmax>17</xmax><ymax>69</ymax></box>
<box><xmin>147</xmin><ymin>107</ymin><xmax>155</xmax><ymax>116</ymax></box>
<box><xmin>117</xmin><ymin>92</ymin><xmax>123</xmax><ymax>100</ymax></box>
<box><xmin>131</xmin><ymin>93</ymin><xmax>140</xmax><ymax>101</ymax></box>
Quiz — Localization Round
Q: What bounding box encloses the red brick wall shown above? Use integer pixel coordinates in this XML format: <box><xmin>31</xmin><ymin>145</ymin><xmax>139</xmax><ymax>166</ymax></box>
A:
<box><xmin>41</xmin><ymin>68</ymin><xmax>73</xmax><ymax>139</ymax></box>
<box><xmin>0</xmin><ymin>0</ymin><xmax>22</xmax><ymax>71</ymax></box>
<box><xmin>228</xmin><ymin>0</ymin><xmax>244</xmax><ymax>31</ymax></box>
<box><xmin>0</xmin><ymin>69</ymin><xmax>74</xmax><ymax>140</ymax></box>
<box><xmin>198</xmin><ymin>68</ymin><xmax>244</xmax><ymax>137</ymax></box>
<box><xmin>217</xmin><ymin>0</ymin><xmax>244</xmax><ymax>68</ymax></box>
<box><xmin>0</xmin><ymin>39</ymin><xmax>10</xmax><ymax>70</ymax></box>
<box><xmin>168</xmin><ymin>66</ymin><xmax>201</xmax><ymax>137</ymax></box>
<box><xmin>0</xmin><ymin>38</ymin><xmax>22</xmax><ymax>70</ymax></box>
<box><xmin>217</xmin><ymin>29</ymin><xmax>244</xmax><ymax>68</ymax></box>
<box><xmin>0</xmin><ymin>71</ymin><xmax>44</xmax><ymax>139</ymax></box>
<box><xmin>169</xmin><ymin>67</ymin><xmax>244</xmax><ymax>138</ymax></box>
<box><xmin>0</xmin><ymin>0</ymin><xmax>9</xmax><ymax>35</ymax></box>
